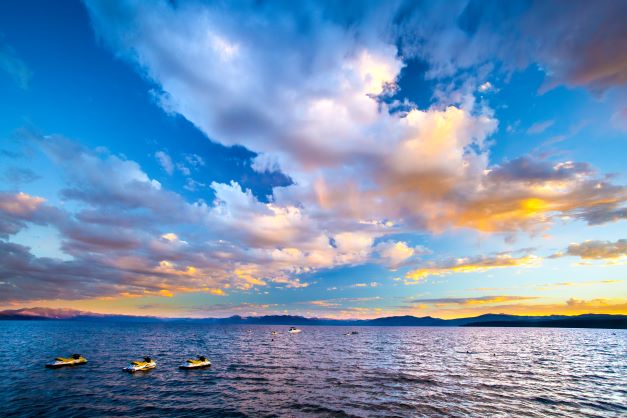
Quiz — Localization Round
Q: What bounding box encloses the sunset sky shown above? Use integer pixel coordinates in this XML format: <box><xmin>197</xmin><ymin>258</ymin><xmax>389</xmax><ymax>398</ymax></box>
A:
<box><xmin>0</xmin><ymin>0</ymin><xmax>625</xmax><ymax>319</ymax></box>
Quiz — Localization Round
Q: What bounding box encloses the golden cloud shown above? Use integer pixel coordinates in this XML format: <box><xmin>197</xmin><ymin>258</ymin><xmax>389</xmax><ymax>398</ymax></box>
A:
<box><xmin>0</xmin><ymin>192</ymin><xmax>45</xmax><ymax>215</ymax></box>
<box><xmin>406</xmin><ymin>253</ymin><xmax>540</xmax><ymax>281</ymax></box>
<box><xmin>406</xmin><ymin>297</ymin><xmax>627</xmax><ymax>319</ymax></box>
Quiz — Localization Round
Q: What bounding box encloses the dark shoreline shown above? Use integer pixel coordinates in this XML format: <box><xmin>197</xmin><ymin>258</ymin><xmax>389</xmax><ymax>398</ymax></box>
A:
<box><xmin>1</xmin><ymin>310</ymin><xmax>625</xmax><ymax>329</ymax></box>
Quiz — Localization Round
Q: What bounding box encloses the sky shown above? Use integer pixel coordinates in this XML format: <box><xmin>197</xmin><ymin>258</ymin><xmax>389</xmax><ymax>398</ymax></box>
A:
<box><xmin>0</xmin><ymin>0</ymin><xmax>626</xmax><ymax>319</ymax></box>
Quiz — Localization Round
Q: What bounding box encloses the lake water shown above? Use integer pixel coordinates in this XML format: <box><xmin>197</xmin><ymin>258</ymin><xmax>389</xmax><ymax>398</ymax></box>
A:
<box><xmin>0</xmin><ymin>321</ymin><xmax>625</xmax><ymax>417</ymax></box>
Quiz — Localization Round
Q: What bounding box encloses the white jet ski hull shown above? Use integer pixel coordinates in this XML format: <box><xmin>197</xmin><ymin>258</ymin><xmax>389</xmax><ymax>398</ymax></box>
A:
<box><xmin>46</xmin><ymin>359</ymin><xmax>87</xmax><ymax>368</ymax></box>
<box><xmin>179</xmin><ymin>360</ymin><xmax>211</xmax><ymax>369</ymax></box>
<box><xmin>124</xmin><ymin>362</ymin><xmax>156</xmax><ymax>372</ymax></box>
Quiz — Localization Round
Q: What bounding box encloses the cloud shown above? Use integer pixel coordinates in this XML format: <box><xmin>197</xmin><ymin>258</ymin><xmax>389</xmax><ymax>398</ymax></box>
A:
<box><xmin>0</xmin><ymin>191</ymin><xmax>45</xmax><ymax>216</ymax></box>
<box><xmin>611</xmin><ymin>106</ymin><xmax>627</xmax><ymax>132</ymax></box>
<box><xmin>184</xmin><ymin>302</ymin><xmax>280</xmax><ymax>317</ymax></box>
<box><xmin>406</xmin><ymin>253</ymin><xmax>540</xmax><ymax>281</ymax></box>
<box><xmin>0</xmin><ymin>135</ymin><xmax>403</xmax><ymax>302</ymax></box>
<box><xmin>527</xmin><ymin>120</ymin><xmax>554</xmax><ymax>134</ymax></box>
<box><xmin>535</xmin><ymin>280</ymin><xmax>622</xmax><ymax>290</ymax></box>
<box><xmin>307</xmin><ymin>296</ymin><xmax>381</xmax><ymax>310</ymax></box>
<box><xmin>271</xmin><ymin>277</ymin><xmax>310</xmax><ymax>289</ymax></box>
<box><xmin>487</xmin><ymin>157</ymin><xmax>592</xmax><ymax>184</ymax></box>
<box><xmin>408</xmin><ymin>295</ymin><xmax>539</xmax><ymax>306</ymax></box>
<box><xmin>405</xmin><ymin>297</ymin><xmax>627</xmax><ymax>319</ymax></box>
<box><xmin>478</xmin><ymin>81</ymin><xmax>494</xmax><ymax>93</ymax></box>
<box><xmin>309</xmin><ymin>300</ymin><xmax>340</xmax><ymax>308</ymax></box>
<box><xmin>551</xmin><ymin>239</ymin><xmax>627</xmax><ymax>261</ymax></box>
<box><xmin>3</xmin><ymin>1</ymin><xmax>626</xmax><ymax>308</ymax></box>
<box><xmin>83</xmin><ymin>0</ymin><xmax>627</xmax><ymax>239</ymax></box>
<box><xmin>374</xmin><ymin>240</ymin><xmax>430</xmax><ymax>268</ymax></box>
<box><xmin>577</xmin><ymin>205</ymin><xmax>627</xmax><ymax>225</ymax></box>
<box><xmin>2</xmin><ymin>167</ymin><xmax>40</xmax><ymax>186</ymax></box>
<box><xmin>351</xmin><ymin>282</ymin><xmax>379</xmax><ymax>288</ymax></box>
<box><xmin>0</xmin><ymin>38</ymin><xmax>32</xmax><ymax>89</ymax></box>
<box><xmin>154</xmin><ymin>150</ymin><xmax>174</xmax><ymax>175</ymax></box>
<box><xmin>397</xmin><ymin>0</ymin><xmax>627</xmax><ymax>93</ymax></box>
<box><xmin>184</xmin><ymin>154</ymin><xmax>205</xmax><ymax>168</ymax></box>
<box><xmin>3</xmin><ymin>136</ymin><xmax>619</xmax><ymax>303</ymax></box>
<box><xmin>0</xmin><ymin>191</ymin><xmax>62</xmax><ymax>238</ymax></box>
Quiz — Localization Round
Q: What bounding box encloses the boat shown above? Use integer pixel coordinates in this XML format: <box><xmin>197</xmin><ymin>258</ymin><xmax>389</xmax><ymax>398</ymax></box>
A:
<box><xmin>123</xmin><ymin>356</ymin><xmax>156</xmax><ymax>372</ymax></box>
<box><xmin>46</xmin><ymin>354</ymin><xmax>87</xmax><ymax>368</ymax></box>
<box><xmin>271</xmin><ymin>330</ymin><xmax>278</xmax><ymax>335</ymax></box>
<box><xmin>288</xmin><ymin>327</ymin><xmax>301</xmax><ymax>334</ymax></box>
<box><xmin>179</xmin><ymin>355</ymin><xmax>211</xmax><ymax>370</ymax></box>
<box><xmin>344</xmin><ymin>331</ymin><xmax>359</xmax><ymax>335</ymax></box>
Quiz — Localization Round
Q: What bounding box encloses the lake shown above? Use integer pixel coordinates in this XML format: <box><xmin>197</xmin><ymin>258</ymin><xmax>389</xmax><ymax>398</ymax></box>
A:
<box><xmin>0</xmin><ymin>321</ymin><xmax>625</xmax><ymax>417</ymax></box>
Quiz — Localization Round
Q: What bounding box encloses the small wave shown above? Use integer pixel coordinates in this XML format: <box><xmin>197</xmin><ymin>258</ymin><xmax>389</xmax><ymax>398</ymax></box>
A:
<box><xmin>289</xmin><ymin>402</ymin><xmax>355</xmax><ymax>417</ymax></box>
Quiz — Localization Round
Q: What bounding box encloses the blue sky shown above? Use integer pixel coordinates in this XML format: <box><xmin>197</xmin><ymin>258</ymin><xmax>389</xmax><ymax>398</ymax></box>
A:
<box><xmin>0</xmin><ymin>0</ymin><xmax>625</xmax><ymax>318</ymax></box>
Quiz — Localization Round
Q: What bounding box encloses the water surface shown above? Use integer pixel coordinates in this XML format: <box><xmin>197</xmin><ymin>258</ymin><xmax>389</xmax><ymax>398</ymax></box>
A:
<box><xmin>1</xmin><ymin>321</ymin><xmax>625</xmax><ymax>417</ymax></box>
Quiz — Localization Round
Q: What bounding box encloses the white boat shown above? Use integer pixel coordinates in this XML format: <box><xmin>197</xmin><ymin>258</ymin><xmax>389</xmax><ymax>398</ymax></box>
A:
<box><xmin>124</xmin><ymin>357</ymin><xmax>156</xmax><ymax>372</ymax></box>
<box><xmin>179</xmin><ymin>356</ymin><xmax>211</xmax><ymax>369</ymax></box>
<box><xmin>46</xmin><ymin>354</ymin><xmax>87</xmax><ymax>368</ymax></box>
<box><xmin>288</xmin><ymin>327</ymin><xmax>302</xmax><ymax>334</ymax></box>
<box><xmin>344</xmin><ymin>331</ymin><xmax>359</xmax><ymax>335</ymax></box>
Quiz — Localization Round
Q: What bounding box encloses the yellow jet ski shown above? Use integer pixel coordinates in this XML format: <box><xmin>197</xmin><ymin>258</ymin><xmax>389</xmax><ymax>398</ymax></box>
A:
<box><xmin>179</xmin><ymin>355</ymin><xmax>211</xmax><ymax>370</ymax></box>
<box><xmin>46</xmin><ymin>353</ymin><xmax>87</xmax><ymax>368</ymax></box>
<box><xmin>123</xmin><ymin>356</ymin><xmax>156</xmax><ymax>372</ymax></box>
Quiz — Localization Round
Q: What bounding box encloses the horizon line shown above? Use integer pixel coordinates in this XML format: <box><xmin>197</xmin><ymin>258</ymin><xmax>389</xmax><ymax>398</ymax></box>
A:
<box><xmin>1</xmin><ymin>307</ymin><xmax>625</xmax><ymax>321</ymax></box>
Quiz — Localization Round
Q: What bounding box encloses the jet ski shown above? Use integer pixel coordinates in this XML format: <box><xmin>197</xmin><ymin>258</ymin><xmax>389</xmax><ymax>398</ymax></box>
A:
<box><xmin>271</xmin><ymin>330</ymin><xmax>278</xmax><ymax>335</ymax></box>
<box><xmin>46</xmin><ymin>354</ymin><xmax>87</xmax><ymax>368</ymax></box>
<box><xmin>344</xmin><ymin>331</ymin><xmax>359</xmax><ymax>335</ymax></box>
<box><xmin>179</xmin><ymin>355</ymin><xmax>211</xmax><ymax>370</ymax></box>
<box><xmin>123</xmin><ymin>356</ymin><xmax>156</xmax><ymax>372</ymax></box>
<box><xmin>288</xmin><ymin>327</ymin><xmax>301</xmax><ymax>334</ymax></box>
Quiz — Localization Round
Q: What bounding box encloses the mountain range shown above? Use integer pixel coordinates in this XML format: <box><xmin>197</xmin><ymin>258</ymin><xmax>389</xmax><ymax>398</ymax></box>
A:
<box><xmin>1</xmin><ymin>307</ymin><xmax>625</xmax><ymax>329</ymax></box>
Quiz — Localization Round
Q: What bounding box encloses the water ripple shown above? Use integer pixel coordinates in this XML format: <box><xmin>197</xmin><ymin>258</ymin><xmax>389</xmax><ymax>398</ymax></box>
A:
<box><xmin>0</xmin><ymin>322</ymin><xmax>625</xmax><ymax>417</ymax></box>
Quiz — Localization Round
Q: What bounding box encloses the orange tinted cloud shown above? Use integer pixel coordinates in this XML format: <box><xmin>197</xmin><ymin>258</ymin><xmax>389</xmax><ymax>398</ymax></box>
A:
<box><xmin>405</xmin><ymin>298</ymin><xmax>627</xmax><ymax>319</ymax></box>
<box><xmin>0</xmin><ymin>192</ymin><xmax>45</xmax><ymax>215</ymax></box>
<box><xmin>406</xmin><ymin>253</ymin><xmax>539</xmax><ymax>281</ymax></box>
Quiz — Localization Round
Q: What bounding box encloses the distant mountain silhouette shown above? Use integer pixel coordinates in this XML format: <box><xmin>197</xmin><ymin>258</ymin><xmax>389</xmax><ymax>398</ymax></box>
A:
<box><xmin>1</xmin><ymin>307</ymin><xmax>625</xmax><ymax>329</ymax></box>
<box><xmin>461</xmin><ymin>314</ymin><xmax>626</xmax><ymax>329</ymax></box>
<box><xmin>0</xmin><ymin>307</ymin><xmax>151</xmax><ymax>322</ymax></box>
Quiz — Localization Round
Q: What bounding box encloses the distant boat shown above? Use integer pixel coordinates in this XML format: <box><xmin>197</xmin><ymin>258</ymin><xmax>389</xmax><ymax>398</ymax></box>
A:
<box><xmin>288</xmin><ymin>327</ymin><xmax>301</xmax><ymax>334</ymax></box>
<box><xmin>344</xmin><ymin>331</ymin><xmax>359</xmax><ymax>335</ymax></box>
<box><xmin>46</xmin><ymin>354</ymin><xmax>87</xmax><ymax>368</ymax></box>
<box><xmin>124</xmin><ymin>356</ymin><xmax>156</xmax><ymax>372</ymax></box>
